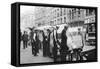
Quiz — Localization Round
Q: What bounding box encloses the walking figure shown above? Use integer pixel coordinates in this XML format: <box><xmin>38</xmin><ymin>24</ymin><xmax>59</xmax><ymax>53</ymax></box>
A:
<box><xmin>53</xmin><ymin>26</ymin><xmax>59</xmax><ymax>62</ymax></box>
<box><xmin>22</xmin><ymin>31</ymin><xmax>28</xmax><ymax>49</ymax></box>
<box><xmin>60</xmin><ymin>26</ymin><xmax>69</xmax><ymax>62</ymax></box>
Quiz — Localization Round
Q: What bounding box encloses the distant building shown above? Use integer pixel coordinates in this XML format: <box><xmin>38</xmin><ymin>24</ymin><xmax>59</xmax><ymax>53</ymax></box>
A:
<box><xmin>34</xmin><ymin>7</ymin><xmax>71</xmax><ymax>27</ymax></box>
<box><xmin>21</xmin><ymin>13</ymin><xmax>35</xmax><ymax>33</ymax></box>
<box><xmin>49</xmin><ymin>8</ymin><xmax>71</xmax><ymax>26</ymax></box>
<box><xmin>34</xmin><ymin>7</ymin><xmax>47</xmax><ymax>27</ymax></box>
<box><xmin>34</xmin><ymin>7</ymin><xmax>96</xmax><ymax>28</ymax></box>
<box><xmin>84</xmin><ymin>9</ymin><xmax>95</xmax><ymax>24</ymax></box>
<box><xmin>68</xmin><ymin>8</ymin><xmax>86</xmax><ymax>27</ymax></box>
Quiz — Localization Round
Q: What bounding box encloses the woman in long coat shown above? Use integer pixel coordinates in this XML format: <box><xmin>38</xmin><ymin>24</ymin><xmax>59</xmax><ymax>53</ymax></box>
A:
<box><xmin>43</xmin><ymin>30</ymin><xmax>47</xmax><ymax>57</ymax></box>
<box><xmin>43</xmin><ymin>29</ymin><xmax>51</xmax><ymax>57</ymax></box>
<box><xmin>60</xmin><ymin>26</ymin><xmax>69</xmax><ymax>62</ymax></box>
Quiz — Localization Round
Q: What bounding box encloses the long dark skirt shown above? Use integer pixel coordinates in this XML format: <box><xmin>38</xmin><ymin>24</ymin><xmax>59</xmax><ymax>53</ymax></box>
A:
<box><xmin>43</xmin><ymin>40</ymin><xmax>50</xmax><ymax>57</ymax></box>
<box><xmin>43</xmin><ymin>41</ymin><xmax>47</xmax><ymax>56</ymax></box>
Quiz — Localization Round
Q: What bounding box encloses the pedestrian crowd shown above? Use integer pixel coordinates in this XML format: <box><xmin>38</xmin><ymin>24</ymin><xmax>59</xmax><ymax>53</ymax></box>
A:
<box><xmin>21</xmin><ymin>25</ymin><xmax>86</xmax><ymax>62</ymax></box>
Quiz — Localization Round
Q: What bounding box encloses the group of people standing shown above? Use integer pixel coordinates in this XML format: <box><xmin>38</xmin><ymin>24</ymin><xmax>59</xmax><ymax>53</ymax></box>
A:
<box><xmin>21</xmin><ymin>25</ymin><xmax>85</xmax><ymax>62</ymax></box>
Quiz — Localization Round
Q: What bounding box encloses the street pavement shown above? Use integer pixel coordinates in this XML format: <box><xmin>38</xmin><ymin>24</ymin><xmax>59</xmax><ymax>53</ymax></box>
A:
<box><xmin>20</xmin><ymin>41</ymin><xmax>95</xmax><ymax>64</ymax></box>
<box><xmin>20</xmin><ymin>42</ymin><xmax>53</xmax><ymax>64</ymax></box>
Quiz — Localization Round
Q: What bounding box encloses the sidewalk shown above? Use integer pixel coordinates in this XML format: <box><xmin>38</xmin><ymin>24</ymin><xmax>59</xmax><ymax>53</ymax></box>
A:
<box><xmin>20</xmin><ymin>42</ymin><xmax>53</xmax><ymax>64</ymax></box>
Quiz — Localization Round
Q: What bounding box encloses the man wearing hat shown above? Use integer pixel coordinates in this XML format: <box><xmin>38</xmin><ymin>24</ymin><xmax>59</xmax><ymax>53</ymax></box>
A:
<box><xmin>60</xmin><ymin>26</ymin><xmax>69</xmax><ymax>62</ymax></box>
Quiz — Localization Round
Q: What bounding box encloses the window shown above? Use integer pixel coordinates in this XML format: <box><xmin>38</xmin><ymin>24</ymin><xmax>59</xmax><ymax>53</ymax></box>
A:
<box><xmin>86</xmin><ymin>9</ymin><xmax>89</xmax><ymax>16</ymax></box>
<box><xmin>78</xmin><ymin>9</ymin><xmax>80</xmax><ymax>18</ymax></box>
<box><xmin>57</xmin><ymin>13</ymin><xmax>59</xmax><ymax>17</ymax></box>
<box><xmin>55</xmin><ymin>10</ymin><xmax>56</xmax><ymax>18</ymax></box>
<box><xmin>61</xmin><ymin>18</ymin><xmax>62</xmax><ymax>24</ymax></box>
<box><xmin>57</xmin><ymin>19</ymin><xmax>59</xmax><ymax>24</ymax></box>
<box><xmin>64</xmin><ymin>17</ymin><xmax>66</xmax><ymax>23</ymax></box>
<box><xmin>69</xmin><ymin>10</ymin><xmax>72</xmax><ymax>20</ymax></box>
<box><xmin>64</xmin><ymin>8</ymin><xmax>66</xmax><ymax>15</ymax></box>
<box><xmin>72</xmin><ymin>9</ymin><xmax>74</xmax><ymax>19</ymax></box>
<box><xmin>60</xmin><ymin>8</ymin><xmax>62</xmax><ymax>16</ymax></box>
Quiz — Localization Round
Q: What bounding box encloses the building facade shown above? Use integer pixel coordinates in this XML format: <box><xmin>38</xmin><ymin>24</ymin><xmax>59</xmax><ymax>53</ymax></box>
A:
<box><xmin>34</xmin><ymin>7</ymin><xmax>95</xmax><ymax>28</ymax></box>
<box><xmin>34</xmin><ymin>7</ymin><xmax>72</xmax><ymax>27</ymax></box>
<box><xmin>68</xmin><ymin>8</ymin><xmax>86</xmax><ymax>27</ymax></box>
<box><xmin>34</xmin><ymin>7</ymin><xmax>47</xmax><ymax>27</ymax></box>
<box><xmin>84</xmin><ymin>9</ymin><xmax>96</xmax><ymax>46</ymax></box>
